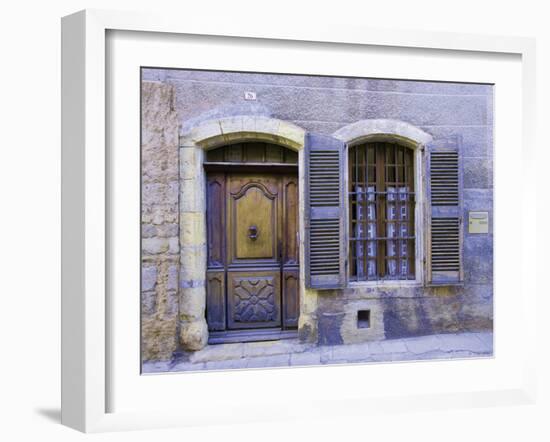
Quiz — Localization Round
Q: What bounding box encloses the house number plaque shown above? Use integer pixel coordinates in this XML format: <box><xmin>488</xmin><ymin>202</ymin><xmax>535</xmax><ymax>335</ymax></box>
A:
<box><xmin>468</xmin><ymin>211</ymin><xmax>489</xmax><ymax>234</ymax></box>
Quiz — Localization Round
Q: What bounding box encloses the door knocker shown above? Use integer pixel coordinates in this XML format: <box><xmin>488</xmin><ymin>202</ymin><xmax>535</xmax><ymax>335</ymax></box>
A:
<box><xmin>248</xmin><ymin>225</ymin><xmax>259</xmax><ymax>241</ymax></box>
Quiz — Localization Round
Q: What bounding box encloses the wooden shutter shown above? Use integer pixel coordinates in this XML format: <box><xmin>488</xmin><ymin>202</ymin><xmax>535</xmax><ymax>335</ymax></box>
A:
<box><xmin>426</xmin><ymin>135</ymin><xmax>464</xmax><ymax>285</ymax></box>
<box><xmin>304</xmin><ymin>133</ymin><xmax>347</xmax><ymax>289</ymax></box>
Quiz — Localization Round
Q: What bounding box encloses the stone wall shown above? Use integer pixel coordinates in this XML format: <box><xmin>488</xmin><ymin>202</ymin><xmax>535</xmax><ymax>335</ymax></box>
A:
<box><xmin>141</xmin><ymin>68</ymin><xmax>493</xmax><ymax>358</ymax></box>
<box><xmin>141</xmin><ymin>81</ymin><xmax>180</xmax><ymax>361</ymax></box>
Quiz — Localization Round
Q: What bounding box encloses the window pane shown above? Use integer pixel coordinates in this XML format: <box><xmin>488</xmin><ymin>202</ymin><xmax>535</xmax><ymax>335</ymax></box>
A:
<box><xmin>349</xmin><ymin>142</ymin><xmax>415</xmax><ymax>281</ymax></box>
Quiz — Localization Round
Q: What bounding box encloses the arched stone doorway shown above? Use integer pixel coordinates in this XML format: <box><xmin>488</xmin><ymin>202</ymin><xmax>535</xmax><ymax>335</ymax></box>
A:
<box><xmin>178</xmin><ymin>116</ymin><xmax>312</xmax><ymax>350</ymax></box>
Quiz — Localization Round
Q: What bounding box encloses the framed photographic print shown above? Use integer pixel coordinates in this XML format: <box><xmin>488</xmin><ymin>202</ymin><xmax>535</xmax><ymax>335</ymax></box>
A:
<box><xmin>61</xmin><ymin>9</ymin><xmax>537</xmax><ymax>433</ymax></box>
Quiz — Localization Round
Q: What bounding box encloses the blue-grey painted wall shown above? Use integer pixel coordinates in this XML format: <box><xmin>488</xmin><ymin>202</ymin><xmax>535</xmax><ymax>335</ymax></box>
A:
<box><xmin>142</xmin><ymin>68</ymin><xmax>493</xmax><ymax>342</ymax></box>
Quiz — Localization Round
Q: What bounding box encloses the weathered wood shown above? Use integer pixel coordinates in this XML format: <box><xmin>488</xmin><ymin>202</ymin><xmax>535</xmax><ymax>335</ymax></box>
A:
<box><xmin>282</xmin><ymin>269</ymin><xmax>299</xmax><ymax>328</ymax></box>
<box><xmin>304</xmin><ymin>133</ymin><xmax>347</xmax><ymax>289</ymax></box>
<box><xmin>206</xmin><ymin>173</ymin><xmax>226</xmax><ymax>268</ymax></box>
<box><xmin>206</xmin><ymin>271</ymin><xmax>225</xmax><ymax>331</ymax></box>
<box><xmin>205</xmin><ymin>166</ymin><xmax>300</xmax><ymax>340</ymax></box>
<box><xmin>206</xmin><ymin>142</ymin><xmax>298</xmax><ymax>165</ymax></box>
<box><xmin>426</xmin><ymin>135</ymin><xmax>464</xmax><ymax>285</ymax></box>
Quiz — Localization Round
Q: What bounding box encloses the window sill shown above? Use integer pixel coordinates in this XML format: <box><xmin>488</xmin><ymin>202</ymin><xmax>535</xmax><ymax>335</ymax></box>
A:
<box><xmin>347</xmin><ymin>280</ymin><xmax>422</xmax><ymax>289</ymax></box>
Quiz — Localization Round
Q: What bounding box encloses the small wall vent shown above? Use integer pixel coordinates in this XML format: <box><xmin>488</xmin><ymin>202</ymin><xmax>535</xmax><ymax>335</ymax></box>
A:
<box><xmin>357</xmin><ymin>310</ymin><xmax>371</xmax><ymax>329</ymax></box>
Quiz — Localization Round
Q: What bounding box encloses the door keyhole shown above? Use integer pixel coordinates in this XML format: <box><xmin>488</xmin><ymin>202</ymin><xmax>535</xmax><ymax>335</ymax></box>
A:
<box><xmin>248</xmin><ymin>225</ymin><xmax>259</xmax><ymax>241</ymax></box>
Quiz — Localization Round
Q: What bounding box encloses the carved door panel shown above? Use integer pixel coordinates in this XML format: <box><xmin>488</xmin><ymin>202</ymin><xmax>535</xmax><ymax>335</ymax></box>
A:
<box><xmin>226</xmin><ymin>174</ymin><xmax>282</xmax><ymax>330</ymax></box>
<box><xmin>206</xmin><ymin>170</ymin><xmax>299</xmax><ymax>337</ymax></box>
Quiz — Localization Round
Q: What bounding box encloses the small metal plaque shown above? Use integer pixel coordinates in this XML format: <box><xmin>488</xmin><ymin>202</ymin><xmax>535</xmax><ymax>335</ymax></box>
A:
<box><xmin>468</xmin><ymin>211</ymin><xmax>489</xmax><ymax>234</ymax></box>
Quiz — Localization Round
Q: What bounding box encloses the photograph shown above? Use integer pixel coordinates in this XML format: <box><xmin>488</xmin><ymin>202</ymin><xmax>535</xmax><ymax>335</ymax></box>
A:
<box><xmin>140</xmin><ymin>68</ymin><xmax>494</xmax><ymax>373</ymax></box>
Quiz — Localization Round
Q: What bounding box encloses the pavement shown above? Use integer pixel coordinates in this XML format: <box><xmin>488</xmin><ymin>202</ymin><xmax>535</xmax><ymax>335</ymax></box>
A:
<box><xmin>143</xmin><ymin>331</ymin><xmax>493</xmax><ymax>373</ymax></box>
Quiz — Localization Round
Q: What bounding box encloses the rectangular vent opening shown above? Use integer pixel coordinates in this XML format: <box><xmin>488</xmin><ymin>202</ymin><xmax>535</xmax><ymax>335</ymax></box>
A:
<box><xmin>357</xmin><ymin>310</ymin><xmax>370</xmax><ymax>329</ymax></box>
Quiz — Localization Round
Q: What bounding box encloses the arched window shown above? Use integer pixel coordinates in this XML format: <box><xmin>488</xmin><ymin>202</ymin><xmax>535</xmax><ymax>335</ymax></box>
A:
<box><xmin>348</xmin><ymin>142</ymin><xmax>415</xmax><ymax>281</ymax></box>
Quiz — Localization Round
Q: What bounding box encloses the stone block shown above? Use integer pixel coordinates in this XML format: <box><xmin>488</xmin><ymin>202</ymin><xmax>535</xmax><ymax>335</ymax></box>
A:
<box><xmin>179</xmin><ymin>147</ymin><xmax>203</xmax><ymax>180</ymax></box>
<box><xmin>141</xmin><ymin>265</ymin><xmax>158</xmax><ymax>291</ymax></box>
<box><xmin>243</xmin><ymin>340</ymin><xmax>308</xmax><ymax>358</ymax></box>
<box><xmin>141</xmin><ymin>182</ymin><xmax>179</xmax><ymax>206</ymax></box>
<box><xmin>329</xmin><ymin>342</ymin><xmax>368</xmax><ymax>362</ymax></box>
<box><xmin>180</xmin><ymin>179</ymin><xmax>205</xmax><ymax>213</ymax></box>
<box><xmin>277</xmin><ymin>121</ymin><xmax>305</xmax><ymax>148</ymax></box>
<box><xmin>219</xmin><ymin>116</ymin><xmax>244</xmax><ymax>135</ymax></box>
<box><xmin>141</xmin><ymin>290</ymin><xmax>157</xmax><ymax>316</ymax></box>
<box><xmin>436</xmin><ymin>333</ymin><xmax>489</xmax><ymax>353</ymax></box>
<box><xmin>141</xmin><ymin>223</ymin><xmax>156</xmax><ymax>238</ymax></box>
<box><xmin>179</xmin><ymin>286</ymin><xmax>206</xmax><ymax>319</ymax></box>
<box><xmin>142</xmin><ymin>205</ymin><xmax>179</xmax><ymax>225</ymax></box>
<box><xmin>168</xmin><ymin>237</ymin><xmax>179</xmax><ymax>255</ymax></box>
<box><xmin>141</xmin><ymin>81</ymin><xmax>179</xmax><ymax>149</ymax></box>
<box><xmin>190</xmin><ymin>343</ymin><xmax>245</xmax><ymax>363</ymax></box>
<box><xmin>379</xmin><ymin>338</ymin><xmax>408</xmax><ymax>354</ymax></box>
<box><xmin>155</xmin><ymin>223</ymin><xmax>179</xmax><ymax>238</ymax></box>
<box><xmin>141</xmin><ymin>147</ymin><xmax>179</xmax><ymax>182</ymax></box>
<box><xmin>180</xmin><ymin>319</ymin><xmax>208</xmax><ymax>351</ymax></box>
<box><xmin>290</xmin><ymin>351</ymin><xmax>322</xmax><ymax>366</ymax></box>
<box><xmin>339</xmin><ymin>299</ymin><xmax>385</xmax><ymax>344</ymax></box>
<box><xmin>180</xmin><ymin>245</ymin><xmax>207</xmax><ymax>281</ymax></box>
<box><xmin>187</xmin><ymin>120</ymin><xmax>223</xmax><ymax>144</ymax></box>
<box><xmin>246</xmin><ymin>354</ymin><xmax>290</xmax><ymax>369</ymax></box>
<box><xmin>141</xmin><ymin>314</ymin><xmax>178</xmax><ymax>361</ymax></box>
<box><xmin>204</xmin><ymin>359</ymin><xmax>247</xmax><ymax>371</ymax></box>
<box><xmin>164</xmin><ymin>290</ymin><xmax>179</xmax><ymax>317</ymax></box>
<box><xmin>141</xmin><ymin>360</ymin><xmax>171</xmax><ymax>373</ymax></box>
<box><xmin>142</xmin><ymin>237</ymin><xmax>169</xmax><ymax>255</ymax></box>
<box><xmin>180</xmin><ymin>212</ymin><xmax>206</xmax><ymax>247</ymax></box>
<box><xmin>167</xmin><ymin>264</ymin><xmax>178</xmax><ymax>291</ymax></box>
<box><xmin>403</xmin><ymin>334</ymin><xmax>442</xmax><ymax>354</ymax></box>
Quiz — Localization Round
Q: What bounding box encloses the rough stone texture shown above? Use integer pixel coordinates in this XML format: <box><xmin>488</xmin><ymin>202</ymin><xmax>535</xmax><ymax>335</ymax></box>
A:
<box><xmin>141</xmin><ymin>70</ymin><xmax>494</xmax><ymax>363</ymax></box>
<box><xmin>178</xmin><ymin>146</ymin><xmax>209</xmax><ymax>350</ymax></box>
<box><xmin>141</xmin><ymin>81</ymin><xmax>180</xmax><ymax>361</ymax></box>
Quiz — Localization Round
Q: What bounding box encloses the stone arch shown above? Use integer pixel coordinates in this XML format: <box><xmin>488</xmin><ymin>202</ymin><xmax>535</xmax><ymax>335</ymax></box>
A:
<box><xmin>180</xmin><ymin>115</ymin><xmax>306</xmax><ymax>151</ymax></box>
<box><xmin>332</xmin><ymin>118</ymin><xmax>433</xmax><ymax>148</ymax></box>
<box><xmin>178</xmin><ymin>116</ymin><xmax>307</xmax><ymax>351</ymax></box>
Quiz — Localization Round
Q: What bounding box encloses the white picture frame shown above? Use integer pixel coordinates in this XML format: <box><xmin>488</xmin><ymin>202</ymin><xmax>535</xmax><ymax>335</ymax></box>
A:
<box><xmin>61</xmin><ymin>9</ymin><xmax>537</xmax><ymax>433</ymax></box>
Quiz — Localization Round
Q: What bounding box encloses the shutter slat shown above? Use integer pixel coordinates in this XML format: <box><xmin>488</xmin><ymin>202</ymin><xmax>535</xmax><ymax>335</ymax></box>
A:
<box><xmin>426</xmin><ymin>136</ymin><xmax>463</xmax><ymax>285</ymax></box>
<box><xmin>305</xmin><ymin>134</ymin><xmax>346</xmax><ymax>289</ymax></box>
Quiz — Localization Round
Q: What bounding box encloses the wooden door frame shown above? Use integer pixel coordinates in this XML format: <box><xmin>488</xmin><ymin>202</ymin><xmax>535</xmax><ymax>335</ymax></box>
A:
<box><xmin>205</xmin><ymin>168</ymin><xmax>299</xmax><ymax>343</ymax></box>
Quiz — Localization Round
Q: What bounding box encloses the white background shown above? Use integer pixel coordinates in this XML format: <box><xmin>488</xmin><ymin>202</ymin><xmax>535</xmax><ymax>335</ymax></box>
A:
<box><xmin>1</xmin><ymin>0</ymin><xmax>548</xmax><ymax>441</ymax></box>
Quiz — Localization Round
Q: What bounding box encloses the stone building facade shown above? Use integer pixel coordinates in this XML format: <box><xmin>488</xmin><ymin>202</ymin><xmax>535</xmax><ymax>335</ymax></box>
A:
<box><xmin>141</xmin><ymin>68</ymin><xmax>493</xmax><ymax>364</ymax></box>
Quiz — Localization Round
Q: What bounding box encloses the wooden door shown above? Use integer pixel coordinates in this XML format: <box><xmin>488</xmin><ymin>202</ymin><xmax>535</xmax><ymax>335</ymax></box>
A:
<box><xmin>206</xmin><ymin>171</ymin><xmax>299</xmax><ymax>341</ymax></box>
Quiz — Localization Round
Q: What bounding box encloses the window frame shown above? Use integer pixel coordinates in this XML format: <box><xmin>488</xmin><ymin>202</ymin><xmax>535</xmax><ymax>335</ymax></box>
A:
<box><xmin>343</xmin><ymin>136</ymin><xmax>426</xmax><ymax>288</ymax></box>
